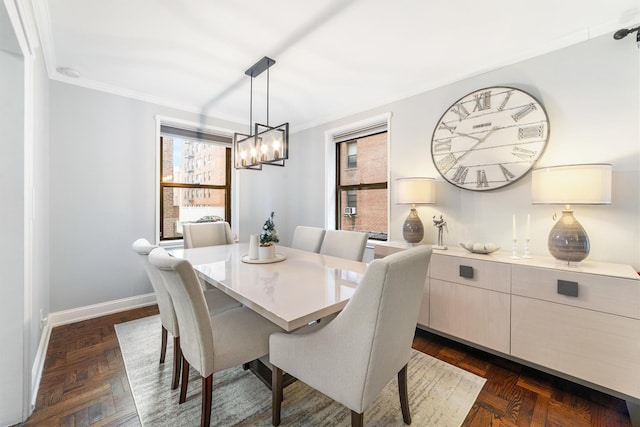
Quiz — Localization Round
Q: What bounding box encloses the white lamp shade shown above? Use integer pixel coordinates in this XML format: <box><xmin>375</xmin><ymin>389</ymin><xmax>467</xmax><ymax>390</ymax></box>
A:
<box><xmin>531</xmin><ymin>164</ymin><xmax>612</xmax><ymax>205</ymax></box>
<box><xmin>395</xmin><ymin>177</ymin><xmax>436</xmax><ymax>204</ymax></box>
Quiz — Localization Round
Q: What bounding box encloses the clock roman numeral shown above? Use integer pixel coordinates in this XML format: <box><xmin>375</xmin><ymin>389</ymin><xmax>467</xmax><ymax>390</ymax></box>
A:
<box><xmin>451</xmin><ymin>102</ymin><xmax>470</xmax><ymax>121</ymax></box>
<box><xmin>476</xmin><ymin>170</ymin><xmax>489</xmax><ymax>188</ymax></box>
<box><xmin>473</xmin><ymin>91</ymin><xmax>492</xmax><ymax>111</ymax></box>
<box><xmin>452</xmin><ymin>166</ymin><xmax>469</xmax><ymax>184</ymax></box>
<box><xmin>433</xmin><ymin>139</ymin><xmax>452</xmax><ymax>153</ymax></box>
<box><xmin>497</xmin><ymin>90</ymin><xmax>512</xmax><ymax>111</ymax></box>
<box><xmin>512</xmin><ymin>146</ymin><xmax>537</xmax><ymax>160</ymax></box>
<box><xmin>499</xmin><ymin>164</ymin><xmax>516</xmax><ymax>181</ymax></box>
<box><xmin>512</xmin><ymin>103</ymin><xmax>537</xmax><ymax>122</ymax></box>
<box><xmin>438</xmin><ymin>122</ymin><xmax>457</xmax><ymax>134</ymax></box>
<box><xmin>518</xmin><ymin>124</ymin><xmax>544</xmax><ymax>139</ymax></box>
<box><xmin>436</xmin><ymin>153</ymin><xmax>457</xmax><ymax>174</ymax></box>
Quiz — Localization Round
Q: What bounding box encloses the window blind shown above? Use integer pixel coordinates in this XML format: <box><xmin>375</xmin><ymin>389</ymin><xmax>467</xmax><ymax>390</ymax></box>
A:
<box><xmin>160</xmin><ymin>125</ymin><xmax>232</xmax><ymax>145</ymax></box>
<box><xmin>332</xmin><ymin>121</ymin><xmax>388</xmax><ymax>143</ymax></box>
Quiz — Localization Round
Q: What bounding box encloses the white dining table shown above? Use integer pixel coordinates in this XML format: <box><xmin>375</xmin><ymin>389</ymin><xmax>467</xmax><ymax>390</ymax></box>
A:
<box><xmin>169</xmin><ymin>243</ymin><xmax>368</xmax><ymax>332</ymax></box>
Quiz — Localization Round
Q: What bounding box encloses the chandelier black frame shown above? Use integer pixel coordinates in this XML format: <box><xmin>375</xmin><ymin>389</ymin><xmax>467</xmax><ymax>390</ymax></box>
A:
<box><xmin>234</xmin><ymin>56</ymin><xmax>289</xmax><ymax>170</ymax></box>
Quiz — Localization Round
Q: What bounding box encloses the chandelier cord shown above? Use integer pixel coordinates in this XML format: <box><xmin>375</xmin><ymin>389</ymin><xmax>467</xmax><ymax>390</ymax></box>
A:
<box><xmin>249</xmin><ymin>74</ymin><xmax>253</xmax><ymax>130</ymax></box>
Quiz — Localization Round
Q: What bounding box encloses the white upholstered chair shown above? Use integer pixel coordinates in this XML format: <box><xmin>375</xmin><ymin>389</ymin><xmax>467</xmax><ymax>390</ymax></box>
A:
<box><xmin>131</xmin><ymin>238</ymin><xmax>240</xmax><ymax>390</ymax></box>
<box><xmin>148</xmin><ymin>247</ymin><xmax>284</xmax><ymax>427</ymax></box>
<box><xmin>183</xmin><ymin>221</ymin><xmax>234</xmax><ymax>249</ymax></box>
<box><xmin>319</xmin><ymin>229</ymin><xmax>368</xmax><ymax>261</ymax></box>
<box><xmin>270</xmin><ymin>245</ymin><xmax>432</xmax><ymax>427</ymax></box>
<box><xmin>290</xmin><ymin>226</ymin><xmax>326</xmax><ymax>253</ymax></box>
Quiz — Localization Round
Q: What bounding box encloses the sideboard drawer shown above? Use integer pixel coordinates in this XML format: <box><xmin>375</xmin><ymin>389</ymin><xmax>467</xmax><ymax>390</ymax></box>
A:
<box><xmin>512</xmin><ymin>265</ymin><xmax>640</xmax><ymax>319</ymax></box>
<box><xmin>430</xmin><ymin>278</ymin><xmax>510</xmax><ymax>354</ymax></box>
<box><xmin>430</xmin><ymin>253</ymin><xmax>511</xmax><ymax>293</ymax></box>
<box><xmin>512</xmin><ymin>295</ymin><xmax>640</xmax><ymax>398</ymax></box>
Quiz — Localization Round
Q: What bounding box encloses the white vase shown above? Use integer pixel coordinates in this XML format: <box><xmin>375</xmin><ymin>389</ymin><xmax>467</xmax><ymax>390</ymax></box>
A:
<box><xmin>258</xmin><ymin>244</ymin><xmax>276</xmax><ymax>260</ymax></box>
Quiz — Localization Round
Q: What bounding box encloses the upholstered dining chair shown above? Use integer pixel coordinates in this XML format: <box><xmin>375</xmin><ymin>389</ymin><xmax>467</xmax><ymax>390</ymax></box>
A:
<box><xmin>290</xmin><ymin>226</ymin><xmax>326</xmax><ymax>253</ymax></box>
<box><xmin>131</xmin><ymin>238</ymin><xmax>240</xmax><ymax>391</ymax></box>
<box><xmin>319</xmin><ymin>229</ymin><xmax>368</xmax><ymax>261</ymax></box>
<box><xmin>270</xmin><ymin>245</ymin><xmax>432</xmax><ymax>427</ymax></box>
<box><xmin>148</xmin><ymin>247</ymin><xmax>284</xmax><ymax>427</ymax></box>
<box><xmin>183</xmin><ymin>221</ymin><xmax>235</xmax><ymax>249</ymax></box>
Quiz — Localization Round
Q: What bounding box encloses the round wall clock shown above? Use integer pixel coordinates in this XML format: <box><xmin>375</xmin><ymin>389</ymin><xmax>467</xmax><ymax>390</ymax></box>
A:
<box><xmin>431</xmin><ymin>86</ymin><xmax>549</xmax><ymax>191</ymax></box>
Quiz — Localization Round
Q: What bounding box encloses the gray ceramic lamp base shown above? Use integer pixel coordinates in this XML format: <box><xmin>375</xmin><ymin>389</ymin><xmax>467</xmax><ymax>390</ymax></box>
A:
<box><xmin>402</xmin><ymin>208</ymin><xmax>424</xmax><ymax>244</ymax></box>
<box><xmin>547</xmin><ymin>210</ymin><xmax>590</xmax><ymax>266</ymax></box>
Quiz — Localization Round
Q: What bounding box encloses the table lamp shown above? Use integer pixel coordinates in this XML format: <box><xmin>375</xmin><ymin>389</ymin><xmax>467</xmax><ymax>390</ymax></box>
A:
<box><xmin>531</xmin><ymin>163</ymin><xmax>612</xmax><ymax>266</ymax></box>
<box><xmin>395</xmin><ymin>177</ymin><xmax>436</xmax><ymax>244</ymax></box>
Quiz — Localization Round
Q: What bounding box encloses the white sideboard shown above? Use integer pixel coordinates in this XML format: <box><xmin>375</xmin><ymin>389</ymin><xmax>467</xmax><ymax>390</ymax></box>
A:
<box><xmin>373</xmin><ymin>242</ymin><xmax>640</xmax><ymax>421</ymax></box>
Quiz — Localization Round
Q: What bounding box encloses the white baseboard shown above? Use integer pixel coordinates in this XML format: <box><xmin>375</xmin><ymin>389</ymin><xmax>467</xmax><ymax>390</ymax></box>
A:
<box><xmin>29</xmin><ymin>293</ymin><xmax>157</xmax><ymax>415</ymax></box>
<box><xmin>30</xmin><ymin>321</ymin><xmax>51</xmax><ymax>412</ymax></box>
<box><xmin>48</xmin><ymin>293</ymin><xmax>157</xmax><ymax>327</ymax></box>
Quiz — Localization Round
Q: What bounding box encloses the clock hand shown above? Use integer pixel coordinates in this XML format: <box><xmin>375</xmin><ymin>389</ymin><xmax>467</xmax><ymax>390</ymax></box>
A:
<box><xmin>435</xmin><ymin>127</ymin><xmax>500</xmax><ymax>175</ymax></box>
<box><xmin>454</xmin><ymin>126</ymin><xmax>499</xmax><ymax>164</ymax></box>
<box><xmin>453</xmin><ymin>131</ymin><xmax>482</xmax><ymax>141</ymax></box>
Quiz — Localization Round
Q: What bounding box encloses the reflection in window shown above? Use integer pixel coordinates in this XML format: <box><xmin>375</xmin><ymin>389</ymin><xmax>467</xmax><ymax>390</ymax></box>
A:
<box><xmin>336</xmin><ymin>132</ymin><xmax>388</xmax><ymax>240</ymax></box>
<box><xmin>160</xmin><ymin>126</ymin><xmax>231</xmax><ymax>241</ymax></box>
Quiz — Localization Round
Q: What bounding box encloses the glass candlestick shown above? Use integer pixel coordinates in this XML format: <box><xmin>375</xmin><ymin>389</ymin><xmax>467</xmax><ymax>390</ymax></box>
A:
<box><xmin>510</xmin><ymin>239</ymin><xmax>520</xmax><ymax>259</ymax></box>
<box><xmin>522</xmin><ymin>239</ymin><xmax>532</xmax><ymax>259</ymax></box>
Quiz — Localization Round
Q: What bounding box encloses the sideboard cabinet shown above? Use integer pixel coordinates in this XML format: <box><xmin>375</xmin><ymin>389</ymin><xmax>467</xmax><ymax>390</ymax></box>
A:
<box><xmin>373</xmin><ymin>242</ymin><xmax>640</xmax><ymax>415</ymax></box>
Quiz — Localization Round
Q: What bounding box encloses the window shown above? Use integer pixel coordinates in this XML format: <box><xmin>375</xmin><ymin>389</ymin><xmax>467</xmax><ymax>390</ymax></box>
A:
<box><xmin>346</xmin><ymin>142</ymin><xmax>357</xmax><ymax>169</ymax></box>
<box><xmin>159</xmin><ymin>125</ymin><xmax>232</xmax><ymax>241</ymax></box>
<box><xmin>335</xmin><ymin>128</ymin><xmax>388</xmax><ymax>240</ymax></box>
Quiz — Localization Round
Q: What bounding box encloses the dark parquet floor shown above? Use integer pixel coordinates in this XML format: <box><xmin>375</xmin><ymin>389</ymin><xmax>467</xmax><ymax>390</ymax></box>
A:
<box><xmin>23</xmin><ymin>306</ymin><xmax>631</xmax><ymax>426</ymax></box>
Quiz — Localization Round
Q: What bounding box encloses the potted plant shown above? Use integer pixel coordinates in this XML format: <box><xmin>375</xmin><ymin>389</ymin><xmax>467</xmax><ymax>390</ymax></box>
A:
<box><xmin>259</xmin><ymin>211</ymin><xmax>279</xmax><ymax>259</ymax></box>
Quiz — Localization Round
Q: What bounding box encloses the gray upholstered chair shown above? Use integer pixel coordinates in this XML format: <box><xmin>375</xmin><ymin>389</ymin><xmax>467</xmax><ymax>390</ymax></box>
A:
<box><xmin>319</xmin><ymin>229</ymin><xmax>368</xmax><ymax>261</ymax></box>
<box><xmin>290</xmin><ymin>226</ymin><xmax>326</xmax><ymax>253</ymax></box>
<box><xmin>131</xmin><ymin>238</ymin><xmax>240</xmax><ymax>390</ymax></box>
<box><xmin>270</xmin><ymin>245</ymin><xmax>432</xmax><ymax>427</ymax></box>
<box><xmin>183</xmin><ymin>221</ymin><xmax>234</xmax><ymax>249</ymax></box>
<box><xmin>148</xmin><ymin>247</ymin><xmax>284</xmax><ymax>427</ymax></box>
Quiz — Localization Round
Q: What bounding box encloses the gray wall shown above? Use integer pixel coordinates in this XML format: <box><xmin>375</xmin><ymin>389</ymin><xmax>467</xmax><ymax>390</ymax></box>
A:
<box><xmin>0</xmin><ymin>16</ymin><xmax>26</xmax><ymax>425</ymax></box>
<box><xmin>48</xmin><ymin>30</ymin><xmax>639</xmax><ymax>318</ymax></box>
<box><xmin>49</xmin><ymin>82</ymin><xmax>242</xmax><ymax>311</ymax></box>
<box><xmin>275</xmin><ymin>33</ymin><xmax>639</xmax><ymax>269</ymax></box>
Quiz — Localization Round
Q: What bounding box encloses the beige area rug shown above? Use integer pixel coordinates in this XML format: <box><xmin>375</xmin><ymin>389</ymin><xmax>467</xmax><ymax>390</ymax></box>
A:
<box><xmin>115</xmin><ymin>315</ymin><xmax>485</xmax><ymax>426</ymax></box>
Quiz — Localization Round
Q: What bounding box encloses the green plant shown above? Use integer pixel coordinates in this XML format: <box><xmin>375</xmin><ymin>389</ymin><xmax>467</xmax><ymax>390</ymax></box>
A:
<box><xmin>260</xmin><ymin>211</ymin><xmax>279</xmax><ymax>246</ymax></box>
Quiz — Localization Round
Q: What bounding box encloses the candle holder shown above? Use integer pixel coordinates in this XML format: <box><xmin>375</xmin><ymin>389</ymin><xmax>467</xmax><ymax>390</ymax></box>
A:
<box><xmin>510</xmin><ymin>239</ymin><xmax>520</xmax><ymax>259</ymax></box>
<box><xmin>522</xmin><ymin>239</ymin><xmax>532</xmax><ymax>259</ymax></box>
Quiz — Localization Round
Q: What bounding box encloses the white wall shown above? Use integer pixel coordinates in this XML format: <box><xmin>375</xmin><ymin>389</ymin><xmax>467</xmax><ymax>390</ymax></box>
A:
<box><xmin>286</xmin><ymin>34</ymin><xmax>639</xmax><ymax>269</ymax></box>
<box><xmin>29</xmin><ymin>40</ymin><xmax>50</xmax><ymax>400</ymax></box>
<box><xmin>0</xmin><ymin>10</ymin><xmax>26</xmax><ymax>425</ymax></box>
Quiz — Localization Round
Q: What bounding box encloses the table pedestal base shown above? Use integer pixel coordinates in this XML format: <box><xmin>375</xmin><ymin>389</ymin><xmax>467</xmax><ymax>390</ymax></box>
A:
<box><xmin>245</xmin><ymin>356</ymin><xmax>296</xmax><ymax>390</ymax></box>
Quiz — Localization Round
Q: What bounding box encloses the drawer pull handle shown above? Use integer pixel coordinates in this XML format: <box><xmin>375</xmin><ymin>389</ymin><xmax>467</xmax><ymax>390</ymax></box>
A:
<box><xmin>459</xmin><ymin>265</ymin><xmax>474</xmax><ymax>279</ymax></box>
<box><xmin>557</xmin><ymin>279</ymin><xmax>578</xmax><ymax>297</ymax></box>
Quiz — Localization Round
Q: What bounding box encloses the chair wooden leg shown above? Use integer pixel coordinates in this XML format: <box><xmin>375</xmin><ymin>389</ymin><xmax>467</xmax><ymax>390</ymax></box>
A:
<box><xmin>160</xmin><ymin>326</ymin><xmax>168</xmax><ymax>364</ymax></box>
<box><xmin>201</xmin><ymin>375</ymin><xmax>213</xmax><ymax>427</ymax></box>
<box><xmin>172</xmin><ymin>336</ymin><xmax>182</xmax><ymax>390</ymax></box>
<box><xmin>398</xmin><ymin>363</ymin><xmax>411</xmax><ymax>424</ymax></box>
<box><xmin>272</xmin><ymin>365</ymin><xmax>283</xmax><ymax>426</ymax></box>
<box><xmin>351</xmin><ymin>410</ymin><xmax>363</xmax><ymax>427</ymax></box>
<box><xmin>180</xmin><ymin>358</ymin><xmax>190</xmax><ymax>404</ymax></box>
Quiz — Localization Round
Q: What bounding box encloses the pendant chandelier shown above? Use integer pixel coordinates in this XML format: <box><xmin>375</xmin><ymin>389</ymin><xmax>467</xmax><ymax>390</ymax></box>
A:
<box><xmin>234</xmin><ymin>56</ymin><xmax>289</xmax><ymax>170</ymax></box>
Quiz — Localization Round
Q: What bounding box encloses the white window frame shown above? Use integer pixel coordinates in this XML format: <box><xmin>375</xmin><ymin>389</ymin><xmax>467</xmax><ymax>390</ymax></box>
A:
<box><xmin>323</xmin><ymin>112</ymin><xmax>392</xmax><ymax>232</ymax></box>
<box><xmin>154</xmin><ymin>115</ymin><xmax>237</xmax><ymax>246</ymax></box>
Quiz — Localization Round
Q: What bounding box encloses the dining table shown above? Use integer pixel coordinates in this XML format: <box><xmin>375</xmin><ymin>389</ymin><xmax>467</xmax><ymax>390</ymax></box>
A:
<box><xmin>169</xmin><ymin>242</ymin><xmax>368</xmax><ymax>332</ymax></box>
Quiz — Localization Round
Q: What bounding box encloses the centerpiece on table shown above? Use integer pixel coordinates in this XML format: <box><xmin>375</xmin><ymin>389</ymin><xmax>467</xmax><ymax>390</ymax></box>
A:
<box><xmin>259</xmin><ymin>211</ymin><xmax>279</xmax><ymax>260</ymax></box>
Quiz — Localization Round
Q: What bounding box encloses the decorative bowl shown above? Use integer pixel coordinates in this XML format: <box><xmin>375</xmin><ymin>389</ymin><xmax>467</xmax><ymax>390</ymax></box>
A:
<box><xmin>459</xmin><ymin>242</ymin><xmax>500</xmax><ymax>254</ymax></box>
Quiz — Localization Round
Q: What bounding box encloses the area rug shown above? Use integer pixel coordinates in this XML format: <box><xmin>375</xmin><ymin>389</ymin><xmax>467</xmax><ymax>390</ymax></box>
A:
<box><xmin>115</xmin><ymin>315</ymin><xmax>485</xmax><ymax>426</ymax></box>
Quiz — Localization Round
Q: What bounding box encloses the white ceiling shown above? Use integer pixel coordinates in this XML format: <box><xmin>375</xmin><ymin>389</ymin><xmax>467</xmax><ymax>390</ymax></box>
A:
<box><xmin>32</xmin><ymin>0</ymin><xmax>639</xmax><ymax>131</ymax></box>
